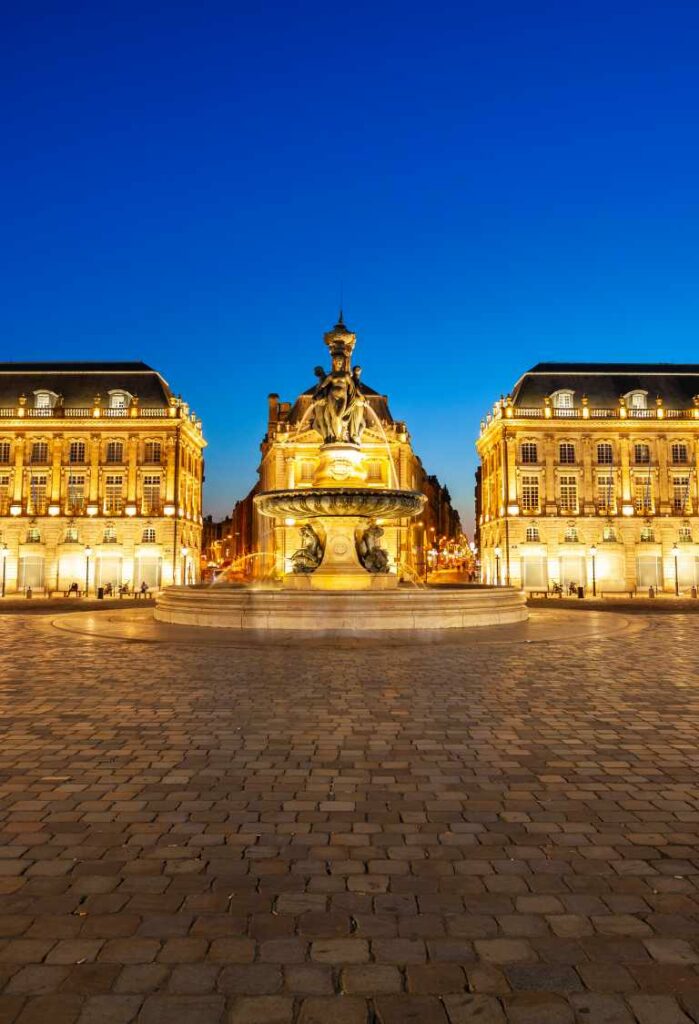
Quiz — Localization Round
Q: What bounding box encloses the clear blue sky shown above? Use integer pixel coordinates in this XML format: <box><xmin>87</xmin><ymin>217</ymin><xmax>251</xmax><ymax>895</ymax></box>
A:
<box><xmin>3</xmin><ymin>2</ymin><xmax>699</xmax><ymax>529</ymax></box>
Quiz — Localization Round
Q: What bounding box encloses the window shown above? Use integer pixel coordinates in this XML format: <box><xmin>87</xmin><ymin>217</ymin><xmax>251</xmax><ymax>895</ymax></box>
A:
<box><xmin>142</xmin><ymin>475</ymin><xmax>161</xmax><ymax>515</ymax></box>
<box><xmin>671</xmin><ymin>443</ymin><xmax>689</xmax><ymax>465</ymax></box>
<box><xmin>69</xmin><ymin>441</ymin><xmax>86</xmax><ymax>464</ymax></box>
<box><xmin>628</xmin><ymin>391</ymin><xmax>648</xmax><ymax>410</ymax></box>
<box><xmin>520</xmin><ymin>442</ymin><xmax>538</xmax><ymax>464</ymax></box>
<box><xmin>679</xmin><ymin>526</ymin><xmax>693</xmax><ymax>543</ymax></box>
<box><xmin>106</xmin><ymin>441</ymin><xmax>124</xmax><ymax>464</ymax></box>
<box><xmin>640</xmin><ymin>526</ymin><xmax>655</xmax><ymax>542</ymax></box>
<box><xmin>597</xmin><ymin>474</ymin><xmax>615</xmax><ymax>512</ymax></box>
<box><xmin>26</xmin><ymin>527</ymin><xmax>41</xmax><ymax>543</ymax></box>
<box><xmin>64</xmin><ymin>525</ymin><xmax>79</xmax><ymax>542</ymax></box>
<box><xmin>559</xmin><ymin>475</ymin><xmax>578</xmax><ymax>513</ymax></box>
<box><xmin>0</xmin><ymin>475</ymin><xmax>10</xmax><ymax>514</ymax></box>
<box><xmin>672</xmin><ymin>476</ymin><xmax>690</xmax><ymax>514</ymax></box>
<box><xmin>29</xmin><ymin>475</ymin><xmax>48</xmax><ymax>514</ymax></box>
<box><xmin>596</xmin><ymin>443</ymin><xmax>613</xmax><ymax>465</ymax></box>
<box><xmin>634</xmin><ymin>443</ymin><xmax>651</xmax><ymax>464</ymax></box>
<box><xmin>33</xmin><ymin>390</ymin><xmax>56</xmax><ymax>411</ymax></box>
<box><xmin>143</xmin><ymin>441</ymin><xmax>162</xmax><ymax>464</ymax></box>
<box><xmin>30</xmin><ymin>442</ymin><xmax>49</xmax><ymax>464</ymax></box>
<box><xmin>525</xmin><ymin>525</ymin><xmax>540</xmax><ymax>542</ymax></box>
<box><xmin>108</xmin><ymin>391</ymin><xmax>130</xmax><ymax>410</ymax></box>
<box><xmin>67</xmin><ymin>475</ymin><xmax>85</xmax><ymax>513</ymax></box>
<box><xmin>559</xmin><ymin>443</ymin><xmax>575</xmax><ymax>464</ymax></box>
<box><xmin>520</xmin><ymin>475</ymin><xmax>540</xmax><ymax>512</ymax></box>
<box><xmin>603</xmin><ymin>525</ymin><xmax>617</xmax><ymax>542</ymax></box>
<box><xmin>105</xmin><ymin>475</ymin><xmax>123</xmax><ymax>514</ymax></box>
<box><xmin>103</xmin><ymin>526</ymin><xmax>118</xmax><ymax>543</ymax></box>
<box><xmin>142</xmin><ymin>527</ymin><xmax>156</xmax><ymax>543</ymax></box>
<box><xmin>634</xmin><ymin>476</ymin><xmax>653</xmax><ymax>513</ymax></box>
<box><xmin>564</xmin><ymin>525</ymin><xmax>579</xmax><ymax>542</ymax></box>
<box><xmin>551</xmin><ymin>390</ymin><xmax>574</xmax><ymax>409</ymax></box>
<box><xmin>0</xmin><ymin>442</ymin><xmax>10</xmax><ymax>464</ymax></box>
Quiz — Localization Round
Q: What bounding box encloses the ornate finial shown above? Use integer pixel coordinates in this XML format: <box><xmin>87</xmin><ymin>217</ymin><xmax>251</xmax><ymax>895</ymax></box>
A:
<box><xmin>337</xmin><ymin>304</ymin><xmax>344</xmax><ymax>326</ymax></box>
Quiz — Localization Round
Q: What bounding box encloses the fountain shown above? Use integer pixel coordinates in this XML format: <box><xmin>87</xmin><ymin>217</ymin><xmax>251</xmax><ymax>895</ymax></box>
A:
<box><xmin>156</xmin><ymin>317</ymin><xmax>527</xmax><ymax>630</ymax></box>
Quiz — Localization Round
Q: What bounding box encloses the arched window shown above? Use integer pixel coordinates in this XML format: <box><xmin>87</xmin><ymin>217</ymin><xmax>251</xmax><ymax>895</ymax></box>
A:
<box><xmin>671</xmin><ymin>442</ymin><xmax>689</xmax><ymax>465</ymax></box>
<box><xmin>596</xmin><ymin>443</ymin><xmax>613</xmax><ymax>465</ymax></box>
<box><xmin>564</xmin><ymin>525</ymin><xmax>579</xmax><ymax>543</ymax></box>
<box><xmin>520</xmin><ymin>442</ymin><xmax>538</xmax><ymax>464</ymax></box>
<box><xmin>143</xmin><ymin>441</ymin><xmax>162</xmax><ymax>464</ymax></box>
<box><xmin>551</xmin><ymin>389</ymin><xmax>575</xmax><ymax>410</ymax></box>
<box><xmin>525</xmin><ymin>525</ymin><xmax>540</xmax><ymax>542</ymax></box>
<box><xmin>626</xmin><ymin>390</ymin><xmax>648</xmax><ymax>410</ymax></box>
<box><xmin>69</xmin><ymin>441</ymin><xmax>86</xmax><ymax>464</ymax></box>
<box><xmin>678</xmin><ymin>525</ymin><xmax>692</xmax><ymax>543</ymax></box>
<box><xmin>559</xmin><ymin>443</ymin><xmax>575</xmax><ymax>464</ymax></box>
<box><xmin>142</xmin><ymin>527</ymin><xmax>156</xmax><ymax>543</ymax></box>
<box><xmin>26</xmin><ymin>526</ymin><xmax>41</xmax><ymax>543</ymax></box>
<box><xmin>108</xmin><ymin>390</ymin><xmax>131</xmax><ymax>410</ymax></box>
<box><xmin>33</xmin><ymin>390</ymin><xmax>58</xmax><ymax>411</ymax></box>
<box><xmin>103</xmin><ymin>525</ymin><xmax>118</xmax><ymax>543</ymax></box>
<box><xmin>602</xmin><ymin>525</ymin><xmax>617</xmax><ymax>542</ymax></box>
<box><xmin>106</xmin><ymin>441</ymin><xmax>124</xmax><ymax>464</ymax></box>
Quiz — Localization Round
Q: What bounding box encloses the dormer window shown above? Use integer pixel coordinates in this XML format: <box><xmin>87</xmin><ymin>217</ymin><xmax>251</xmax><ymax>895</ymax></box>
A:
<box><xmin>34</xmin><ymin>390</ymin><xmax>58</xmax><ymax>411</ymax></box>
<box><xmin>626</xmin><ymin>390</ymin><xmax>648</xmax><ymax>410</ymax></box>
<box><xmin>551</xmin><ymin>389</ymin><xmax>575</xmax><ymax>411</ymax></box>
<box><xmin>108</xmin><ymin>390</ymin><xmax>131</xmax><ymax>410</ymax></box>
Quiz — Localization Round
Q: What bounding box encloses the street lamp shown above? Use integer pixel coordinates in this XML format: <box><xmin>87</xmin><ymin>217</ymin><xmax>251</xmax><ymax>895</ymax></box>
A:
<box><xmin>589</xmin><ymin>544</ymin><xmax>597</xmax><ymax>597</ymax></box>
<box><xmin>0</xmin><ymin>543</ymin><xmax>7</xmax><ymax>598</ymax></box>
<box><xmin>180</xmin><ymin>546</ymin><xmax>189</xmax><ymax>586</ymax></box>
<box><xmin>673</xmin><ymin>542</ymin><xmax>679</xmax><ymax>597</ymax></box>
<box><xmin>84</xmin><ymin>546</ymin><xmax>92</xmax><ymax>596</ymax></box>
<box><xmin>494</xmin><ymin>545</ymin><xmax>502</xmax><ymax>586</ymax></box>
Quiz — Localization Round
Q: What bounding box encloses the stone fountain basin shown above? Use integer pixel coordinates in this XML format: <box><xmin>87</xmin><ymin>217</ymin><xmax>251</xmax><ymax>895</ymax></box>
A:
<box><xmin>254</xmin><ymin>488</ymin><xmax>426</xmax><ymax>520</ymax></box>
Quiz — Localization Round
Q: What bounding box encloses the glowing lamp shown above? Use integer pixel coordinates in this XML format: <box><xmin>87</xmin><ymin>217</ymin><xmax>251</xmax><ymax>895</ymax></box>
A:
<box><xmin>284</xmin><ymin>518</ymin><xmax>296</xmax><ymax>527</ymax></box>
<box><xmin>125</xmin><ymin>505</ymin><xmax>137</xmax><ymax>517</ymax></box>
<box><xmin>9</xmin><ymin>504</ymin><xmax>21</xmax><ymax>517</ymax></box>
<box><xmin>86</xmin><ymin>504</ymin><xmax>98</xmax><ymax>516</ymax></box>
<box><xmin>494</xmin><ymin>546</ymin><xmax>502</xmax><ymax>558</ymax></box>
<box><xmin>163</xmin><ymin>504</ymin><xmax>176</xmax><ymax>516</ymax></box>
<box><xmin>621</xmin><ymin>505</ymin><xmax>634</xmax><ymax>517</ymax></box>
<box><xmin>180</xmin><ymin>546</ymin><xmax>189</xmax><ymax>557</ymax></box>
<box><xmin>85</xmin><ymin>546</ymin><xmax>92</xmax><ymax>556</ymax></box>
<box><xmin>48</xmin><ymin>505</ymin><xmax>60</xmax><ymax>517</ymax></box>
<box><xmin>507</xmin><ymin>504</ymin><xmax>520</xmax><ymax>516</ymax></box>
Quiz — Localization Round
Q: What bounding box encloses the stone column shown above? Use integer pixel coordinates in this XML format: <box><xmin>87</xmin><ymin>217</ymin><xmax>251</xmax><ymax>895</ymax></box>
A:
<box><xmin>51</xmin><ymin>434</ymin><xmax>63</xmax><ymax>502</ymax></box>
<box><xmin>127</xmin><ymin>435</ymin><xmax>139</xmax><ymax>503</ymax></box>
<box><xmin>13</xmin><ymin>438</ymin><xmax>25</xmax><ymax>503</ymax></box>
<box><xmin>89</xmin><ymin>434</ymin><xmax>100</xmax><ymax>502</ymax></box>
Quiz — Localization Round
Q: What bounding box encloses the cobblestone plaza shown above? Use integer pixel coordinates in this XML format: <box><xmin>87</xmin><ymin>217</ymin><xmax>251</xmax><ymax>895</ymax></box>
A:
<box><xmin>1</xmin><ymin>609</ymin><xmax>699</xmax><ymax>1023</ymax></box>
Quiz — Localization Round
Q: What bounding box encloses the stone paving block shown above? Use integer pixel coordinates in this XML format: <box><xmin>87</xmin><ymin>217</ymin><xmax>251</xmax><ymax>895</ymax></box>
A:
<box><xmin>137</xmin><ymin>994</ymin><xmax>226</xmax><ymax>1023</ymax></box>
<box><xmin>627</xmin><ymin>994</ymin><xmax>694</xmax><ymax>1023</ymax></box>
<box><xmin>227</xmin><ymin>997</ymin><xmax>294</xmax><ymax>1023</ymax></box>
<box><xmin>76</xmin><ymin>995</ymin><xmax>143</xmax><ymax>1023</ymax></box>
<box><xmin>503</xmin><ymin>992</ymin><xmax>574</xmax><ymax>1023</ymax></box>
<box><xmin>341</xmin><ymin>965</ymin><xmax>402</xmax><ymax>994</ymax></box>
<box><xmin>297</xmin><ymin>997</ymin><xmax>368</xmax><ymax>1024</ymax></box>
<box><xmin>0</xmin><ymin>996</ymin><xmax>24</xmax><ymax>1024</ymax></box>
<box><xmin>374</xmin><ymin>995</ymin><xmax>449</xmax><ymax>1023</ymax></box>
<box><xmin>442</xmin><ymin>994</ymin><xmax>506</xmax><ymax>1023</ymax></box>
<box><xmin>568</xmin><ymin>993</ymin><xmax>635</xmax><ymax>1024</ymax></box>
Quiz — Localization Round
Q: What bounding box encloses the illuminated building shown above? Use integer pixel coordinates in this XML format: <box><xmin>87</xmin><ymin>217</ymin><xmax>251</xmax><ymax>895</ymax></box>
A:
<box><xmin>0</xmin><ymin>361</ymin><xmax>205</xmax><ymax>594</ymax></box>
<box><xmin>477</xmin><ymin>362</ymin><xmax>699</xmax><ymax>594</ymax></box>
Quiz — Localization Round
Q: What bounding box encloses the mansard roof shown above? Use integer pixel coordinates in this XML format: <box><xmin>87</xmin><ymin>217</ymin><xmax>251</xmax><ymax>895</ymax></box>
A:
<box><xmin>0</xmin><ymin>361</ymin><xmax>173</xmax><ymax>408</ymax></box>
<box><xmin>512</xmin><ymin>362</ymin><xmax>699</xmax><ymax>409</ymax></box>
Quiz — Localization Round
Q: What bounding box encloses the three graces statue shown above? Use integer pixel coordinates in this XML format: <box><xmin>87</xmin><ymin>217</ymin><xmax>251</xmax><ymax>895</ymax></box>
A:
<box><xmin>310</xmin><ymin>355</ymin><xmax>366</xmax><ymax>446</ymax></box>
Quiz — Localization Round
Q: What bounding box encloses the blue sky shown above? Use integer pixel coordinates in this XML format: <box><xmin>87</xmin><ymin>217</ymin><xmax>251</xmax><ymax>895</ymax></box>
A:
<box><xmin>3</xmin><ymin>2</ymin><xmax>699</xmax><ymax>528</ymax></box>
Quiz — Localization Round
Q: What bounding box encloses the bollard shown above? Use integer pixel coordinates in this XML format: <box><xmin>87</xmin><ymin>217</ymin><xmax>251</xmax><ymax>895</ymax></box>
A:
<box><xmin>648</xmin><ymin>585</ymin><xmax>655</xmax><ymax>598</ymax></box>
<box><xmin>692</xmin><ymin>586</ymin><xmax>698</xmax><ymax>600</ymax></box>
<box><xmin>26</xmin><ymin>586</ymin><xmax>32</xmax><ymax>599</ymax></box>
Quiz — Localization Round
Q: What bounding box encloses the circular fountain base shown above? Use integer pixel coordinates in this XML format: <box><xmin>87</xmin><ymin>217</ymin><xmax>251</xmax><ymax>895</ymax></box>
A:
<box><xmin>155</xmin><ymin>585</ymin><xmax>528</xmax><ymax>632</ymax></box>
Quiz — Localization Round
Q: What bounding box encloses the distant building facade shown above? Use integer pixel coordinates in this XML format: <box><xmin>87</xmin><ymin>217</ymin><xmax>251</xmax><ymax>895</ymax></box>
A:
<box><xmin>0</xmin><ymin>362</ymin><xmax>205</xmax><ymax>594</ymax></box>
<box><xmin>476</xmin><ymin>363</ymin><xmax>699</xmax><ymax>594</ymax></box>
<box><xmin>233</xmin><ymin>318</ymin><xmax>462</xmax><ymax>581</ymax></box>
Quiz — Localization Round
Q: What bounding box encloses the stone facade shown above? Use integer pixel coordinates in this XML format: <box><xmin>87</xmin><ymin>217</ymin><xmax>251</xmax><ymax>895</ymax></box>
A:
<box><xmin>476</xmin><ymin>362</ymin><xmax>699</xmax><ymax>594</ymax></box>
<box><xmin>0</xmin><ymin>361</ymin><xmax>205</xmax><ymax>594</ymax></box>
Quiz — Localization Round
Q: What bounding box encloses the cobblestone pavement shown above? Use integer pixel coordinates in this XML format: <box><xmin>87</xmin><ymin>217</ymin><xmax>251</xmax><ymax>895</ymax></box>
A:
<box><xmin>1</xmin><ymin>612</ymin><xmax>699</xmax><ymax>1024</ymax></box>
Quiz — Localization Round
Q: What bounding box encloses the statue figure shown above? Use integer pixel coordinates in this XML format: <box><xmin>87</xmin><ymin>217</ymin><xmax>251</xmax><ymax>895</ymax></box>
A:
<box><xmin>290</xmin><ymin>524</ymin><xmax>324</xmax><ymax>574</ymax></box>
<box><xmin>310</xmin><ymin>357</ymin><xmax>367</xmax><ymax>445</ymax></box>
<box><xmin>357</xmin><ymin>523</ymin><xmax>390</xmax><ymax>574</ymax></box>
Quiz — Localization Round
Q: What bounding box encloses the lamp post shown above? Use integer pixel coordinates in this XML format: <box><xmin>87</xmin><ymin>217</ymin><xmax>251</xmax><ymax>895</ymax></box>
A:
<box><xmin>0</xmin><ymin>543</ymin><xmax>7</xmax><ymax>598</ymax></box>
<box><xmin>84</xmin><ymin>546</ymin><xmax>92</xmax><ymax>596</ymax></box>
<box><xmin>180</xmin><ymin>546</ymin><xmax>189</xmax><ymax>586</ymax></box>
<box><xmin>673</xmin><ymin>542</ymin><xmax>679</xmax><ymax>597</ymax></box>
<box><xmin>494</xmin><ymin>545</ymin><xmax>501</xmax><ymax>586</ymax></box>
<box><xmin>590</xmin><ymin>544</ymin><xmax>597</xmax><ymax>597</ymax></box>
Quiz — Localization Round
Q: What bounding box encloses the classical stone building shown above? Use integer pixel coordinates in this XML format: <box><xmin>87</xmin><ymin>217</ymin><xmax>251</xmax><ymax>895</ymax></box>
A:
<box><xmin>477</xmin><ymin>362</ymin><xmax>699</xmax><ymax>594</ymax></box>
<box><xmin>234</xmin><ymin>317</ymin><xmax>461</xmax><ymax>581</ymax></box>
<box><xmin>0</xmin><ymin>361</ymin><xmax>205</xmax><ymax>595</ymax></box>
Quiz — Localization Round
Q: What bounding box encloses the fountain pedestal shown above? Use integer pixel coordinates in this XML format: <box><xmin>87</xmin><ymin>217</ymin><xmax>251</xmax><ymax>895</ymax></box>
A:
<box><xmin>284</xmin><ymin>515</ymin><xmax>398</xmax><ymax>591</ymax></box>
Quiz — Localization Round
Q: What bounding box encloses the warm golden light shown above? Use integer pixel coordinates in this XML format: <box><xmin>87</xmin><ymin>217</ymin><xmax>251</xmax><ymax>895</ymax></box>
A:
<box><xmin>284</xmin><ymin>517</ymin><xmax>296</xmax><ymax>526</ymax></box>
